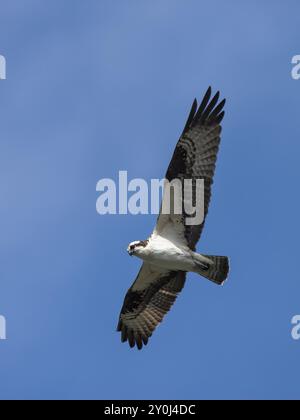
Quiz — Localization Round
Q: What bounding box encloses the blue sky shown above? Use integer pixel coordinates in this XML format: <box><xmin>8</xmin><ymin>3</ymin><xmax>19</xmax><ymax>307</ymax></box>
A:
<box><xmin>0</xmin><ymin>0</ymin><xmax>299</xmax><ymax>400</ymax></box>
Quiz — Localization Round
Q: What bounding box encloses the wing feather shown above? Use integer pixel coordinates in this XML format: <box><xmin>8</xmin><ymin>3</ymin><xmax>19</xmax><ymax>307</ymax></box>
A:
<box><xmin>117</xmin><ymin>264</ymin><xmax>186</xmax><ymax>350</ymax></box>
<box><xmin>155</xmin><ymin>87</ymin><xmax>226</xmax><ymax>250</ymax></box>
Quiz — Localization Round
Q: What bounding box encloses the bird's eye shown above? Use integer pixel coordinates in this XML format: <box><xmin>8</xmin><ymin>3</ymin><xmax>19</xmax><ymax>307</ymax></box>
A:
<box><xmin>130</xmin><ymin>245</ymin><xmax>134</xmax><ymax>250</ymax></box>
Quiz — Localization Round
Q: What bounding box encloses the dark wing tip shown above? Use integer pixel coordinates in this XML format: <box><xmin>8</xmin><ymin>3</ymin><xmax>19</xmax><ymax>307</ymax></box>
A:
<box><xmin>118</xmin><ymin>320</ymin><xmax>150</xmax><ymax>350</ymax></box>
<box><xmin>215</xmin><ymin>110</ymin><xmax>225</xmax><ymax>125</ymax></box>
<box><xmin>135</xmin><ymin>335</ymin><xmax>143</xmax><ymax>350</ymax></box>
<box><xmin>188</xmin><ymin>87</ymin><xmax>226</xmax><ymax>129</ymax></box>
<box><xmin>127</xmin><ymin>329</ymin><xmax>135</xmax><ymax>348</ymax></box>
<box><xmin>182</xmin><ymin>98</ymin><xmax>198</xmax><ymax>134</ymax></box>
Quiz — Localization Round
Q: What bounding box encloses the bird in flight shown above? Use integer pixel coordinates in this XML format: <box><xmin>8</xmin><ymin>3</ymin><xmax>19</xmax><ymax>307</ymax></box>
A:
<box><xmin>117</xmin><ymin>87</ymin><xmax>229</xmax><ymax>350</ymax></box>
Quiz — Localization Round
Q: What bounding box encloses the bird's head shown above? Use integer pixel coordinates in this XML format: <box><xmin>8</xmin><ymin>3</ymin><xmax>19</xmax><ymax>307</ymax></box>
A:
<box><xmin>127</xmin><ymin>240</ymin><xmax>149</xmax><ymax>257</ymax></box>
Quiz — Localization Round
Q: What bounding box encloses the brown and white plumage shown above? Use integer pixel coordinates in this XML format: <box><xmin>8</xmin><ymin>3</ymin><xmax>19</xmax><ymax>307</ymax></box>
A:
<box><xmin>157</xmin><ymin>86</ymin><xmax>225</xmax><ymax>250</ymax></box>
<box><xmin>117</xmin><ymin>266</ymin><xmax>186</xmax><ymax>350</ymax></box>
<box><xmin>117</xmin><ymin>87</ymin><xmax>229</xmax><ymax>350</ymax></box>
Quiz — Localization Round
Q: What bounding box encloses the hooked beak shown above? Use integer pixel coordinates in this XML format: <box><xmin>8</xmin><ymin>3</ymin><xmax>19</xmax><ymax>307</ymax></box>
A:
<box><xmin>128</xmin><ymin>249</ymin><xmax>134</xmax><ymax>257</ymax></box>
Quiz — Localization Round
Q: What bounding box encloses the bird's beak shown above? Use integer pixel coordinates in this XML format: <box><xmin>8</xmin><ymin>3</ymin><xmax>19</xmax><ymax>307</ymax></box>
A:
<box><xmin>128</xmin><ymin>249</ymin><xmax>133</xmax><ymax>257</ymax></box>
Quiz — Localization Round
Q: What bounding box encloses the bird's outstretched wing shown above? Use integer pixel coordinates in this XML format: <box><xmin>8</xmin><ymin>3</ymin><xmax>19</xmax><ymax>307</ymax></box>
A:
<box><xmin>155</xmin><ymin>87</ymin><xmax>226</xmax><ymax>250</ymax></box>
<box><xmin>117</xmin><ymin>264</ymin><xmax>186</xmax><ymax>350</ymax></box>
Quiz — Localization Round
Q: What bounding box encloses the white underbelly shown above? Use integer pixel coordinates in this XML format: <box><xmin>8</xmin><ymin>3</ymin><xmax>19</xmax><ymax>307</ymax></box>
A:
<box><xmin>142</xmin><ymin>239</ymin><xmax>195</xmax><ymax>271</ymax></box>
<box><xmin>150</xmin><ymin>255</ymin><xmax>194</xmax><ymax>272</ymax></box>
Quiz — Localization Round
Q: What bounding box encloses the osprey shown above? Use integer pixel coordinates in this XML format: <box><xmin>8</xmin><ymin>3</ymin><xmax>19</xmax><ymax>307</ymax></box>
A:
<box><xmin>117</xmin><ymin>87</ymin><xmax>230</xmax><ymax>350</ymax></box>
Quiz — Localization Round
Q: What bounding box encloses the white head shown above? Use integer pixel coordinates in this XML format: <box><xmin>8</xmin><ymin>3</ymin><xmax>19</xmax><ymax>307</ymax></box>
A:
<box><xmin>127</xmin><ymin>240</ymin><xmax>149</xmax><ymax>257</ymax></box>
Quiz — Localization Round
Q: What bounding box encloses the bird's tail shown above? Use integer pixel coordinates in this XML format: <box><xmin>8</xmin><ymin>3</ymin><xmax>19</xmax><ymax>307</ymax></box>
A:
<box><xmin>194</xmin><ymin>254</ymin><xmax>230</xmax><ymax>285</ymax></box>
